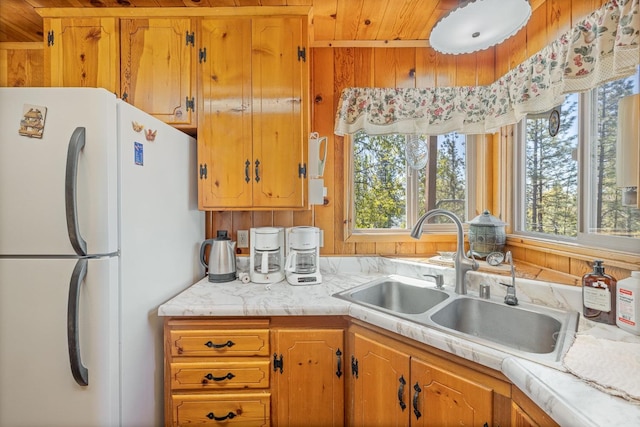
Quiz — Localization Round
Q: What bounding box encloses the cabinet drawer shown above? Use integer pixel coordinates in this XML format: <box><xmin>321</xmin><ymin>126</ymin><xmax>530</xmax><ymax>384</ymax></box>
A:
<box><xmin>171</xmin><ymin>359</ymin><xmax>270</xmax><ymax>390</ymax></box>
<box><xmin>170</xmin><ymin>329</ymin><xmax>269</xmax><ymax>357</ymax></box>
<box><xmin>172</xmin><ymin>393</ymin><xmax>270</xmax><ymax>426</ymax></box>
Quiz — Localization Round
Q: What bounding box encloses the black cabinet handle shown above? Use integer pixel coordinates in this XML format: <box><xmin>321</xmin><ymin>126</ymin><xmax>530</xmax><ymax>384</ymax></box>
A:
<box><xmin>413</xmin><ymin>382</ymin><xmax>422</xmax><ymax>420</ymax></box>
<box><xmin>204</xmin><ymin>372</ymin><xmax>235</xmax><ymax>382</ymax></box>
<box><xmin>336</xmin><ymin>348</ymin><xmax>342</xmax><ymax>378</ymax></box>
<box><xmin>204</xmin><ymin>340</ymin><xmax>235</xmax><ymax>349</ymax></box>
<box><xmin>255</xmin><ymin>159</ymin><xmax>261</xmax><ymax>183</ymax></box>
<box><xmin>206</xmin><ymin>411</ymin><xmax>236</xmax><ymax>421</ymax></box>
<box><xmin>398</xmin><ymin>375</ymin><xmax>407</xmax><ymax>411</ymax></box>
<box><xmin>244</xmin><ymin>159</ymin><xmax>251</xmax><ymax>183</ymax></box>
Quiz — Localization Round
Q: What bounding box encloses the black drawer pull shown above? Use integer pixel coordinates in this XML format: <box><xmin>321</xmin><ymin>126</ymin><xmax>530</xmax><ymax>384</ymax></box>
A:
<box><xmin>206</xmin><ymin>411</ymin><xmax>236</xmax><ymax>421</ymax></box>
<box><xmin>204</xmin><ymin>340</ymin><xmax>235</xmax><ymax>349</ymax></box>
<box><xmin>398</xmin><ymin>375</ymin><xmax>407</xmax><ymax>411</ymax></box>
<box><xmin>413</xmin><ymin>382</ymin><xmax>422</xmax><ymax>420</ymax></box>
<box><xmin>204</xmin><ymin>372</ymin><xmax>235</xmax><ymax>382</ymax></box>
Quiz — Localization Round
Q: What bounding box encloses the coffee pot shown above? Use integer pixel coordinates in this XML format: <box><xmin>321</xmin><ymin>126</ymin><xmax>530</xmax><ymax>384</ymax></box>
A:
<box><xmin>285</xmin><ymin>226</ymin><xmax>322</xmax><ymax>285</ymax></box>
<box><xmin>199</xmin><ymin>230</ymin><xmax>237</xmax><ymax>282</ymax></box>
<box><xmin>250</xmin><ymin>227</ymin><xmax>285</xmax><ymax>284</ymax></box>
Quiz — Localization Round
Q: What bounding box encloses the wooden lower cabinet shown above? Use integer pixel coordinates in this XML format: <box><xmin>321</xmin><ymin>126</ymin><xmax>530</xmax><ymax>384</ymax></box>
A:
<box><xmin>165</xmin><ymin>318</ymin><xmax>272</xmax><ymax>427</ymax></box>
<box><xmin>271</xmin><ymin>324</ymin><xmax>345</xmax><ymax>426</ymax></box>
<box><xmin>511</xmin><ymin>387</ymin><xmax>560</xmax><ymax>427</ymax></box>
<box><xmin>165</xmin><ymin>316</ymin><xmax>346</xmax><ymax>427</ymax></box>
<box><xmin>172</xmin><ymin>394</ymin><xmax>270</xmax><ymax>426</ymax></box>
<box><xmin>165</xmin><ymin>316</ymin><xmax>556</xmax><ymax>427</ymax></box>
<box><xmin>347</xmin><ymin>321</ymin><xmax>512</xmax><ymax>427</ymax></box>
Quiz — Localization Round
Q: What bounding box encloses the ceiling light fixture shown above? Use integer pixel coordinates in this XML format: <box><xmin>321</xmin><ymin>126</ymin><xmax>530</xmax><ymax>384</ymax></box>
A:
<box><xmin>429</xmin><ymin>0</ymin><xmax>532</xmax><ymax>55</ymax></box>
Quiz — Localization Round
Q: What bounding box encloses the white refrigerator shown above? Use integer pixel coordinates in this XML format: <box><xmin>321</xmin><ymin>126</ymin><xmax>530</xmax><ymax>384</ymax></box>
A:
<box><xmin>0</xmin><ymin>88</ymin><xmax>204</xmax><ymax>426</ymax></box>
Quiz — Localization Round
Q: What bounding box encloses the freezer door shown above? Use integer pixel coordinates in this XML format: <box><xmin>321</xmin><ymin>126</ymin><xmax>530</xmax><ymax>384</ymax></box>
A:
<box><xmin>0</xmin><ymin>88</ymin><xmax>118</xmax><ymax>256</ymax></box>
<box><xmin>0</xmin><ymin>257</ymin><xmax>119</xmax><ymax>427</ymax></box>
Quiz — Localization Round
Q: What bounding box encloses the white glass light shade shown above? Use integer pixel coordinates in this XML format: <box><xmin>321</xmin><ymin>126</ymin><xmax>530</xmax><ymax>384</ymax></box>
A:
<box><xmin>430</xmin><ymin>0</ymin><xmax>532</xmax><ymax>55</ymax></box>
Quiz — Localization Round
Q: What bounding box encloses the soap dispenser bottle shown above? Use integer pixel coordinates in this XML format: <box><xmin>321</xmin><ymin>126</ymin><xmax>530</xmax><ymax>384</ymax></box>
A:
<box><xmin>582</xmin><ymin>260</ymin><xmax>617</xmax><ymax>325</ymax></box>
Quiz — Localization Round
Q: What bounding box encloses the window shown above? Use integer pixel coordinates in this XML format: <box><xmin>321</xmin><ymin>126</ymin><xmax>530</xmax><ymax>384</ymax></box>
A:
<box><xmin>515</xmin><ymin>67</ymin><xmax>640</xmax><ymax>252</ymax></box>
<box><xmin>348</xmin><ymin>131</ymin><xmax>472</xmax><ymax>234</ymax></box>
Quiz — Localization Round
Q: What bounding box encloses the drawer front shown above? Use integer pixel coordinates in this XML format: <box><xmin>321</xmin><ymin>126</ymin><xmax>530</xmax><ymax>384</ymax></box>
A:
<box><xmin>171</xmin><ymin>359</ymin><xmax>270</xmax><ymax>390</ymax></box>
<box><xmin>172</xmin><ymin>393</ymin><xmax>270</xmax><ymax>426</ymax></box>
<box><xmin>170</xmin><ymin>329</ymin><xmax>269</xmax><ymax>357</ymax></box>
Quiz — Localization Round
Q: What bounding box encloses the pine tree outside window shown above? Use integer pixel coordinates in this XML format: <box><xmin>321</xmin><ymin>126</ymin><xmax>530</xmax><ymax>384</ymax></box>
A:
<box><xmin>348</xmin><ymin>132</ymin><xmax>470</xmax><ymax>233</ymax></box>
<box><xmin>516</xmin><ymin>68</ymin><xmax>640</xmax><ymax>252</ymax></box>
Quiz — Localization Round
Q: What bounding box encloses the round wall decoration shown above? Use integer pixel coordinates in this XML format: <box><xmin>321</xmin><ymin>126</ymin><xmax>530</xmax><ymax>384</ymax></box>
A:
<box><xmin>549</xmin><ymin>108</ymin><xmax>560</xmax><ymax>137</ymax></box>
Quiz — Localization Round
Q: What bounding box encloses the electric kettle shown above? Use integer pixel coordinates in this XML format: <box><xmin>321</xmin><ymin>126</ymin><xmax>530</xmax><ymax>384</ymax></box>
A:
<box><xmin>199</xmin><ymin>231</ymin><xmax>237</xmax><ymax>282</ymax></box>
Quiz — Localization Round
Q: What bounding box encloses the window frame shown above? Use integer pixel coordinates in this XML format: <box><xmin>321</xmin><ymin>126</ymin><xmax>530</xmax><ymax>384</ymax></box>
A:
<box><xmin>513</xmin><ymin>79</ymin><xmax>639</xmax><ymax>254</ymax></box>
<box><xmin>343</xmin><ymin>133</ymin><xmax>484</xmax><ymax>242</ymax></box>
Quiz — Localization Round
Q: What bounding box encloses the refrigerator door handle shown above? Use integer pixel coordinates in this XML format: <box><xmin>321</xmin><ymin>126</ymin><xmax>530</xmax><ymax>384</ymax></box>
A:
<box><xmin>68</xmin><ymin>258</ymin><xmax>89</xmax><ymax>386</ymax></box>
<box><xmin>65</xmin><ymin>127</ymin><xmax>88</xmax><ymax>256</ymax></box>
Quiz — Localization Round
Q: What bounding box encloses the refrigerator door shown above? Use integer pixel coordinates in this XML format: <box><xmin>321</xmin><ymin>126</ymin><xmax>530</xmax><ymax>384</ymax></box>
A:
<box><xmin>0</xmin><ymin>257</ymin><xmax>119</xmax><ymax>427</ymax></box>
<box><xmin>0</xmin><ymin>88</ymin><xmax>118</xmax><ymax>256</ymax></box>
<box><xmin>116</xmin><ymin>100</ymin><xmax>205</xmax><ymax>426</ymax></box>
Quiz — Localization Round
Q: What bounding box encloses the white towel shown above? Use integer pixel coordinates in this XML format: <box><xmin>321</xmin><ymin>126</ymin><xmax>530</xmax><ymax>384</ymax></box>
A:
<box><xmin>563</xmin><ymin>334</ymin><xmax>640</xmax><ymax>403</ymax></box>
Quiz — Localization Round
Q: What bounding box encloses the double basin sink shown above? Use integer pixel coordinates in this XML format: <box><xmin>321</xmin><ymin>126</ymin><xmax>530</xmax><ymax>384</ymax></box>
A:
<box><xmin>333</xmin><ymin>275</ymin><xmax>579</xmax><ymax>367</ymax></box>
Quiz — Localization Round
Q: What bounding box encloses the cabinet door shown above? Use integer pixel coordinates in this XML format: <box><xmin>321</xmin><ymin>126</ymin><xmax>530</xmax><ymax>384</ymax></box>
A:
<box><xmin>411</xmin><ymin>357</ymin><xmax>492</xmax><ymax>427</ymax></box>
<box><xmin>251</xmin><ymin>17</ymin><xmax>307</xmax><ymax>208</ymax></box>
<box><xmin>44</xmin><ymin>17</ymin><xmax>119</xmax><ymax>92</ymax></box>
<box><xmin>0</xmin><ymin>43</ymin><xmax>44</xmax><ymax>87</ymax></box>
<box><xmin>121</xmin><ymin>18</ymin><xmax>195</xmax><ymax>127</ymax></box>
<box><xmin>198</xmin><ymin>18</ymin><xmax>253</xmax><ymax>209</ymax></box>
<box><xmin>272</xmin><ymin>328</ymin><xmax>344</xmax><ymax>427</ymax></box>
<box><xmin>351</xmin><ymin>332</ymin><xmax>410</xmax><ymax>427</ymax></box>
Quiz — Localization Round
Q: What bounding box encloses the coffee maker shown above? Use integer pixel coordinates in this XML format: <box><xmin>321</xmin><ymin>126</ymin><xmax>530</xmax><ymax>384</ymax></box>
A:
<box><xmin>250</xmin><ymin>227</ymin><xmax>285</xmax><ymax>284</ymax></box>
<box><xmin>285</xmin><ymin>226</ymin><xmax>322</xmax><ymax>285</ymax></box>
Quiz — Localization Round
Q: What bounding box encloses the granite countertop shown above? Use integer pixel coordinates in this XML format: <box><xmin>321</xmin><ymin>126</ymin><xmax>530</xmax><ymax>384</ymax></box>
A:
<box><xmin>159</xmin><ymin>256</ymin><xmax>640</xmax><ymax>426</ymax></box>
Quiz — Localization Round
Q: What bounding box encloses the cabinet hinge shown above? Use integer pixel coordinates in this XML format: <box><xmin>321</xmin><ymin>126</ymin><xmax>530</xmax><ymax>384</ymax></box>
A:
<box><xmin>47</xmin><ymin>31</ymin><xmax>54</xmax><ymax>47</ymax></box>
<box><xmin>186</xmin><ymin>31</ymin><xmax>195</xmax><ymax>46</ymax></box>
<box><xmin>199</xmin><ymin>163</ymin><xmax>208</xmax><ymax>180</ymax></box>
<box><xmin>186</xmin><ymin>97</ymin><xmax>195</xmax><ymax>112</ymax></box>
<box><xmin>351</xmin><ymin>355</ymin><xmax>358</xmax><ymax>378</ymax></box>
<box><xmin>199</xmin><ymin>47</ymin><xmax>207</xmax><ymax>63</ymax></box>
<box><xmin>298</xmin><ymin>163</ymin><xmax>307</xmax><ymax>178</ymax></box>
<box><xmin>273</xmin><ymin>353</ymin><xmax>283</xmax><ymax>374</ymax></box>
<box><xmin>297</xmin><ymin>46</ymin><xmax>306</xmax><ymax>62</ymax></box>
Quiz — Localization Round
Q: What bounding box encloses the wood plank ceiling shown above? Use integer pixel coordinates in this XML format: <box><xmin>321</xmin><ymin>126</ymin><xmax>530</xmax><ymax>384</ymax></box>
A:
<box><xmin>0</xmin><ymin>0</ymin><xmax>546</xmax><ymax>44</ymax></box>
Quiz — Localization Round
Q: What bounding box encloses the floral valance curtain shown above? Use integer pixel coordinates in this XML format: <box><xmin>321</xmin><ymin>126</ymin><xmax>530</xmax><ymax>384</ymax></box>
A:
<box><xmin>334</xmin><ymin>0</ymin><xmax>640</xmax><ymax>136</ymax></box>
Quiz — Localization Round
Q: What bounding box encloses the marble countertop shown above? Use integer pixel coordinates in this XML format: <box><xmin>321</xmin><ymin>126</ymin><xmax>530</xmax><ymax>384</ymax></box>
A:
<box><xmin>159</xmin><ymin>256</ymin><xmax>640</xmax><ymax>426</ymax></box>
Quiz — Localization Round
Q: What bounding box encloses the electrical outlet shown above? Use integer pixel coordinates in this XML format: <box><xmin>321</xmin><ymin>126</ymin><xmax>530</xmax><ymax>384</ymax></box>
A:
<box><xmin>237</xmin><ymin>230</ymin><xmax>249</xmax><ymax>248</ymax></box>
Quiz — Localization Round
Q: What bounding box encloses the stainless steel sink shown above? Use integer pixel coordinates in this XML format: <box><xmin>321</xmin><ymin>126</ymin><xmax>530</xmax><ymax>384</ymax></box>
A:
<box><xmin>430</xmin><ymin>297</ymin><xmax>570</xmax><ymax>354</ymax></box>
<box><xmin>333</xmin><ymin>275</ymin><xmax>579</xmax><ymax>367</ymax></box>
<box><xmin>333</xmin><ymin>275</ymin><xmax>450</xmax><ymax>314</ymax></box>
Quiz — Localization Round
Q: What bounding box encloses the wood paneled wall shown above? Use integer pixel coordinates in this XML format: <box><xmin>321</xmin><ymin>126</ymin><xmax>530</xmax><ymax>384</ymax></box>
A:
<box><xmin>210</xmin><ymin>45</ymin><xmax>497</xmax><ymax>256</ymax></box>
<box><xmin>210</xmin><ymin>0</ymin><xmax>640</xmax><ymax>284</ymax></box>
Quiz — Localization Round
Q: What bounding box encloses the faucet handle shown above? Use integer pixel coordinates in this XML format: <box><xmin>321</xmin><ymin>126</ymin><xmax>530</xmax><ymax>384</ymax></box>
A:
<box><xmin>499</xmin><ymin>282</ymin><xmax>519</xmax><ymax>306</ymax></box>
<box><xmin>467</xmin><ymin>243</ymin><xmax>480</xmax><ymax>271</ymax></box>
<box><xmin>423</xmin><ymin>274</ymin><xmax>444</xmax><ymax>289</ymax></box>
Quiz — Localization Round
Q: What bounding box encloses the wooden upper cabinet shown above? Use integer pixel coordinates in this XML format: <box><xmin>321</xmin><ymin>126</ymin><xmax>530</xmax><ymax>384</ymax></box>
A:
<box><xmin>197</xmin><ymin>15</ymin><xmax>309</xmax><ymax>210</ymax></box>
<box><xmin>251</xmin><ymin>17</ymin><xmax>308</xmax><ymax>209</ymax></box>
<box><xmin>44</xmin><ymin>17</ymin><xmax>120</xmax><ymax>93</ymax></box>
<box><xmin>120</xmin><ymin>18</ymin><xmax>196</xmax><ymax>128</ymax></box>
<box><xmin>0</xmin><ymin>42</ymin><xmax>44</xmax><ymax>87</ymax></box>
<box><xmin>198</xmin><ymin>18</ymin><xmax>253</xmax><ymax>209</ymax></box>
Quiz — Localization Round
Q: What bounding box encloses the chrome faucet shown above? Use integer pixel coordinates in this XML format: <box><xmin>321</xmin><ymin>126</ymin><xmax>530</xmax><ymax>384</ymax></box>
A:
<box><xmin>410</xmin><ymin>209</ymin><xmax>478</xmax><ymax>295</ymax></box>
<box><xmin>500</xmin><ymin>251</ymin><xmax>518</xmax><ymax>306</ymax></box>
